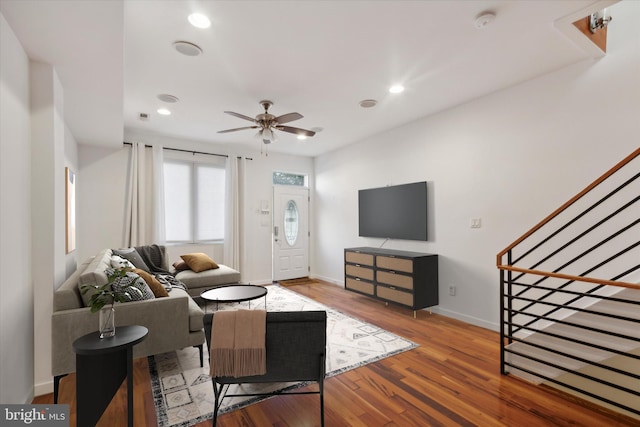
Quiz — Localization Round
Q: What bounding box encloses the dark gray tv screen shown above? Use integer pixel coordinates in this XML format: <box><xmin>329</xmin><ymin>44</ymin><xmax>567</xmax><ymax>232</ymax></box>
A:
<box><xmin>358</xmin><ymin>181</ymin><xmax>428</xmax><ymax>241</ymax></box>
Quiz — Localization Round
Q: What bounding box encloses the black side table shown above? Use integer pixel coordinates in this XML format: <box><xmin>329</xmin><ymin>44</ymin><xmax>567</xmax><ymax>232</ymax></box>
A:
<box><xmin>73</xmin><ymin>325</ymin><xmax>148</xmax><ymax>427</ymax></box>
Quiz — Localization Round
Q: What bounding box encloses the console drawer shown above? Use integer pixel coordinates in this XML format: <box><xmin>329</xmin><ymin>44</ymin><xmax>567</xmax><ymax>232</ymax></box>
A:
<box><xmin>345</xmin><ymin>265</ymin><xmax>374</xmax><ymax>280</ymax></box>
<box><xmin>377</xmin><ymin>271</ymin><xmax>413</xmax><ymax>290</ymax></box>
<box><xmin>377</xmin><ymin>286</ymin><xmax>413</xmax><ymax>306</ymax></box>
<box><xmin>346</xmin><ymin>278</ymin><xmax>374</xmax><ymax>295</ymax></box>
<box><xmin>345</xmin><ymin>251</ymin><xmax>374</xmax><ymax>266</ymax></box>
<box><xmin>376</xmin><ymin>256</ymin><xmax>413</xmax><ymax>273</ymax></box>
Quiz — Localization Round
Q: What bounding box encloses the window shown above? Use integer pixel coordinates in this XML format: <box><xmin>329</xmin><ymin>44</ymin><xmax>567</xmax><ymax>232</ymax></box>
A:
<box><xmin>163</xmin><ymin>159</ymin><xmax>225</xmax><ymax>243</ymax></box>
<box><xmin>273</xmin><ymin>171</ymin><xmax>307</xmax><ymax>187</ymax></box>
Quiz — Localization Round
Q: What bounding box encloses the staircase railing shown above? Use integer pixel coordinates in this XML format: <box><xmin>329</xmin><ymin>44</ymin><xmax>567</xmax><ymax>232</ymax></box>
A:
<box><xmin>497</xmin><ymin>147</ymin><xmax>640</xmax><ymax>418</ymax></box>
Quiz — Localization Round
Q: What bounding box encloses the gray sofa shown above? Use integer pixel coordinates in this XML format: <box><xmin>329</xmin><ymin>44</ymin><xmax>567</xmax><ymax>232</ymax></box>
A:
<box><xmin>52</xmin><ymin>246</ymin><xmax>241</xmax><ymax>402</ymax></box>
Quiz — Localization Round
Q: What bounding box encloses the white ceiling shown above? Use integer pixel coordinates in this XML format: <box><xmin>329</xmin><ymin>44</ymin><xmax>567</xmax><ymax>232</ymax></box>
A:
<box><xmin>0</xmin><ymin>0</ymin><xmax>626</xmax><ymax>157</ymax></box>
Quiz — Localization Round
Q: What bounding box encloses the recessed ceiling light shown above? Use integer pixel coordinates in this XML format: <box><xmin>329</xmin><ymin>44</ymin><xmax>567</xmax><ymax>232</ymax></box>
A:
<box><xmin>297</xmin><ymin>135</ymin><xmax>308</xmax><ymax>140</ymax></box>
<box><xmin>188</xmin><ymin>13</ymin><xmax>211</xmax><ymax>29</ymax></box>
<box><xmin>389</xmin><ymin>85</ymin><xmax>405</xmax><ymax>94</ymax></box>
<box><xmin>157</xmin><ymin>108</ymin><xmax>171</xmax><ymax>116</ymax></box>
<box><xmin>173</xmin><ymin>41</ymin><xmax>203</xmax><ymax>56</ymax></box>
<box><xmin>359</xmin><ymin>99</ymin><xmax>378</xmax><ymax>108</ymax></box>
<box><xmin>157</xmin><ymin>94</ymin><xmax>179</xmax><ymax>103</ymax></box>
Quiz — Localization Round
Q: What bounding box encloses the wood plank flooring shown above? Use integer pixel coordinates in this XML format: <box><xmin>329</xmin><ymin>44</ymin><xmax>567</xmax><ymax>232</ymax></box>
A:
<box><xmin>35</xmin><ymin>281</ymin><xmax>638</xmax><ymax>426</ymax></box>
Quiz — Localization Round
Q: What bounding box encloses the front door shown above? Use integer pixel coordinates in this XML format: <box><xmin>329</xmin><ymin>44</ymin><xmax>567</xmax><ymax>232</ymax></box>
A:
<box><xmin>273</xmin><ymin>186</ymin><xmax>309</xmax><ymax>281</ymax></box>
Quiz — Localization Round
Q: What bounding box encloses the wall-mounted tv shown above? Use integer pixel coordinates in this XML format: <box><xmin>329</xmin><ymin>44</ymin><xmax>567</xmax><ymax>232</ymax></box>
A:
<box><xmin>358</xmin><ymin>181</ymin><xmax>428</xmax><ymax>241</ymax></box>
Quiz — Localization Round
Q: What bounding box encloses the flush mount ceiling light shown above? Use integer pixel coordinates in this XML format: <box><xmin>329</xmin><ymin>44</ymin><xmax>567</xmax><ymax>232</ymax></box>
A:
<box><xmin>173</xmin><ymin>41</ymin><xmax>203</xmax><ymax>56</ymax></box>
<box><xmin>389</xmin><ymin>85</ymin><xmax>405</xmax><ymax>94</ymax></box>
<box><xmin>188</xmin><ymin>13</ymin><xmax>211</xmax><ymax>29</ymax></box>
<box><xmin>157</xmin><ymin>108</ymin><xmax>171</xmax><ymax>116</ymax></box>
<box><xmin>157</xmin><ymin>94</ymin><xmax>179</xmax><ymax>103</ymax></box>
<box><xmin>359</xmin><ymin>99</ymin><xmax>378</xmax><ymax>108</ymax></box>
<box><xmin>474</xmin><ymin>11</ymin><xmax>496</xmax><ymax>29</ymax></box>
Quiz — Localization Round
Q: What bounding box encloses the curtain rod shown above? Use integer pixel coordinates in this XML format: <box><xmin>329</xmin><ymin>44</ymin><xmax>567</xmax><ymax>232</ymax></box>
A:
<box><xmin>123</xmin><ymin>141</ymin><xmax>252</xmax><ymax>160</ymax></box>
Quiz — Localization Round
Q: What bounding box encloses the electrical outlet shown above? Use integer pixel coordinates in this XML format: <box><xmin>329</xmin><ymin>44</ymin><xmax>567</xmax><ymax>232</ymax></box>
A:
<box><xmin>449</xmin><ymin>286</ymin><xmax>456</xmax><ymax>296</ymax></box>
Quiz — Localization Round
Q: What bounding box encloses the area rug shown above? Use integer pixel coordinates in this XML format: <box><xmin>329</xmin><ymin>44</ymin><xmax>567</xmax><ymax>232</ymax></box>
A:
<box><xmin>148</xmin><ymin>284</ymin><xmax>418</xmax><ymax>427</ymax></box>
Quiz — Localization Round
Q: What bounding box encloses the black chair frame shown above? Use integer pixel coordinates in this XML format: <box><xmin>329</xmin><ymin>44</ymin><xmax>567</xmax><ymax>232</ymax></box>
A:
<box><xmin>204</xmin><ymin>310</ymin><xmax>327</xmax><ymax>426</ymax></box>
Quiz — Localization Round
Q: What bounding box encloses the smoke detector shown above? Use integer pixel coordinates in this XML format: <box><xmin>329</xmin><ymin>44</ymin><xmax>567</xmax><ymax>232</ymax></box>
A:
<box><xmin>359</xmin><ymin>99</ymin><xmax>378</xmax><ymax>108</ymax></box>
<box><xmin>474</xmin><ymin>12</ymin><xmax>496</xmax><ymax>29</ymax></box>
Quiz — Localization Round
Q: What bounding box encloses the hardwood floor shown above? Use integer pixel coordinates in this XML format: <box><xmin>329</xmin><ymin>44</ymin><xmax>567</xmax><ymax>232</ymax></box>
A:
<box><xmin>36</xmin><ymin>281</ymin><xmax>638</xmax><ymax>426</ymax></box>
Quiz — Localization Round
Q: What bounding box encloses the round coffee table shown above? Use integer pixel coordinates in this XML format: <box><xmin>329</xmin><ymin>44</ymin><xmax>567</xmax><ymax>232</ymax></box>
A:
<box><xmin>200</xmin><ymin>284</ymin><xmax>268</xmax><ymax>310</ymax></box>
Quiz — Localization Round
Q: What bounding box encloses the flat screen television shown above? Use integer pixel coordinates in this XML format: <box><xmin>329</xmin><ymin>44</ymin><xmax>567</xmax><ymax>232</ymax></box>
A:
<box><xmin>358</xmin><ymin>181</ymin><xmax>428</xmax><ymax>241</ymax></box>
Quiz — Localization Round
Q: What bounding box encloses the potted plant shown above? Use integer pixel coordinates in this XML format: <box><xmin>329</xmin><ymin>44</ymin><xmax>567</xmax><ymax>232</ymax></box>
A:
<box><xmin>80</xmin><ymin>268</ymin><xmax>144</xmax><ymax>338</ymax></box>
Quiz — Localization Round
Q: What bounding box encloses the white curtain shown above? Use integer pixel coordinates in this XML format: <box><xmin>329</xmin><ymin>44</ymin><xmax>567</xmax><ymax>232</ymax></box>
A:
<box><xmin>123</xmin><ymin>142</ymin><xmax>165</xmax><ymax>247</ymax></box>
<box><xmin>224</xmin><ymin>155</ymin><xmax>246</xmax><ymax>273</ymax></box>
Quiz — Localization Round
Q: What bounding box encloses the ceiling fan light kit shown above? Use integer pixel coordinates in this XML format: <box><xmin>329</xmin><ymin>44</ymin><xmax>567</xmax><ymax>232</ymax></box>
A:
<box><xmin>218</xmin><ymin>100</ymin><xmax>316</xmax><ymax>145</ymax></box>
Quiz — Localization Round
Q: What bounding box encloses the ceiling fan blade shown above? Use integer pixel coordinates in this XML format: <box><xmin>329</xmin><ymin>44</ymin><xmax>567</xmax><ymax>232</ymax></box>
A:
<box><xmin>224</xmin><ymin>111</ymin><xmax>256</xmax><ymax>122</ymax></box>
<box><xmin>274</xmin><ymin>112</ymin><xmax>303</xmax><ymax>124</ymax></box>
<box><xmin>217</xmin><ymin>126</ymin><xmax>259</xmax><ymax>134</ymax></box>
<box><xmin>276</xmin><ymin>125</ymin><xmax>316</xmax><ymax>137</ymax></box>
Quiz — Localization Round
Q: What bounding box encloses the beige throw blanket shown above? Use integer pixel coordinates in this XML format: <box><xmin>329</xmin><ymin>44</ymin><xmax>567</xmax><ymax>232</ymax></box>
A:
<box><xmin>210</xmin><ymin>309</ymin><xmax>267</xmax><ymax>378</ymax></box>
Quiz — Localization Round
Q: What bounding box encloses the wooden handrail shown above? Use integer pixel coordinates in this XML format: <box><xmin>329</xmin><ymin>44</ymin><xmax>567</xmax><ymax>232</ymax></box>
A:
<box><xmin>497</xmin><ymin>265</ymin><xmax>640</xmax><ymax>290</ymax></box>
<box><xmin>497</xmin><ymin>147</ymin><xmax>640</xmax><ymax>266</ymax></box>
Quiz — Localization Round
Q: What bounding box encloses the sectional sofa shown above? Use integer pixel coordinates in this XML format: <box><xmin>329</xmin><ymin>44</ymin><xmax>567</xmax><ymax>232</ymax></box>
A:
<box><xmin>51</xmin><ymin>245</ymin><xmax>241</xmax><ymax>402</ymax></box>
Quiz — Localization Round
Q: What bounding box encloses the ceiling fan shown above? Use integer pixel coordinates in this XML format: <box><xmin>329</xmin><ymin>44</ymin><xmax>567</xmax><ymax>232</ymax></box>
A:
<box><xmin>218</xmin><ymin>100</ymin><xmax>315</xmax><ymax>144</ymax></box>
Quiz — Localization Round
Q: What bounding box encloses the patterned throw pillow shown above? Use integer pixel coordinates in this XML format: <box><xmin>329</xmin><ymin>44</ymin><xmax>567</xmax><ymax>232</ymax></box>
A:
<box><xmin>106</xmin><ymin>268</ymin><xmax>155</xmax><ymax>302</ymax></box>
<box><xmin>111</xmin><ymin>255</ymin><xmax>134</xmax><ymax>269</ymax></box>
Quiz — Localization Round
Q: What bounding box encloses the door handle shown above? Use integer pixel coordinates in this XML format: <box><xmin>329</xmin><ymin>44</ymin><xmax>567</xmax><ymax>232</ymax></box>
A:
<box><xmin>274</xmin><ymin>226</ymin><xmax>279</xmax><ymax>237</ymax></box>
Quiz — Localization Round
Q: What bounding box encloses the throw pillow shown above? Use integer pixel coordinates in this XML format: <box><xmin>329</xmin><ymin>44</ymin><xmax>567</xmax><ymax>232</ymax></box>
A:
<box><xmin>111</xmin><ymin>255</ymin><xmax>134</xmax><ymax>269</ymax></box>
<box><xmin>107</xmin><ymin>268</ymin><xmax>155</xmax><ymax>302</ymax></box>
<box><xmin>132</xmin><ymin>268</ymin><xmax>168</xmax><ymax>298</ymax></box>
<box><xmin>112</xmin><ymin>248</ymin><xmax>151</xmax><ymax>273</ymax></box>
<box><xmin>172</xmin><ymin>260</ymin><xmax>190</xmax><ymax>271</ymax></box>
<box><xmin>180</xmin><ymin>253</ymin><xmax>219</xmax><ymax>273</ymax></box>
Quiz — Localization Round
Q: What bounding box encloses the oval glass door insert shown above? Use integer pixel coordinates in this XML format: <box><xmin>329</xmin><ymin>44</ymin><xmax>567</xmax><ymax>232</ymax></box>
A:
<box><xmin>284</xmin><ymin>200</ymin><xmax>299</xmax><ymax>246</ymax></box>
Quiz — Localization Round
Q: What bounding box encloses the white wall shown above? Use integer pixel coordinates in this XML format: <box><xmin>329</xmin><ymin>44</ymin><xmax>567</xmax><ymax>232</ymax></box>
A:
<box><xmin>313</xmin><ymin>3</ymin><xmax>640</xmax><ymax>330</ymax></box>
<box><xmin>78</xmin><ymin>132</ymin><xmax>314</xmax><ymax>284</ymax></box>
<box><xmin>30</xmin><ymin>60</ymin><xmax>76</xmax><ymax>396</ymax></box>
<box><xmin>0</xmin><ymin>12</ymin><xmax>32</xmax><ymax>404</ymax></box>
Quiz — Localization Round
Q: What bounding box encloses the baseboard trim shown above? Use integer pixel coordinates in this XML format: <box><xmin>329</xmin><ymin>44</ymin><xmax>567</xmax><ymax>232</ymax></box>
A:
<box><xmin>34</xmin><ymin>379</ymin><xmax>53</xmax><ymax>398</ymax></box>
<box><xmin>431</xmin><ymin>306</ymin><xmax>499</xmax><ymax>332</ymax></box>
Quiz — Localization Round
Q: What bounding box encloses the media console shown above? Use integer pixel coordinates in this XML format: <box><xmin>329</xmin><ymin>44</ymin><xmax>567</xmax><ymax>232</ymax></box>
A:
<box><xmin>344</xmin><ymin>247</ymin><xmax>438</xmax><ymax>317</ymax></box>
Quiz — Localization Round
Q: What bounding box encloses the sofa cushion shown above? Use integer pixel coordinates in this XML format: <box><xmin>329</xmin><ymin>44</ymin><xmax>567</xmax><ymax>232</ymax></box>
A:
<box><xmin>111</xmin><ymin>255</ymin><xmax>134</xmax><ymax>269</ymax></box>
<box><xmin>173</xmin><ymin>260</ymin><xmax>190</xmax><ymax>271</ymax></box>
<box><xmin>113</xmin><ymin>247</ymin><xmax>151</xmax><ymax>273</ymax></box>
<box><xmin>175</xmin><ymin>264</ymin><xmax>241</xmax><ymax>290</ymax></box>
<box><xmin>180</xmin><ymin>253</ymin><xmax>219</xmax><ymax>273</ymax></box>
<box><xmin>107</xmin><ymin>268</ymin><xmax>155</xmax><ymax>302</ymax></box>
<box><xmin>54</xmin><ymin>257</ymin><xmax>94</xmax><ymax>311</ymax></box>
<box><xmin>132</xmin><ymin>268</ymin><xmax>169</xmax><ymax>297</ymax></box>
<box><xmin>78</xmin><ymin>249</ymin><xmax>112</xmax><ymax>306</ymax></box>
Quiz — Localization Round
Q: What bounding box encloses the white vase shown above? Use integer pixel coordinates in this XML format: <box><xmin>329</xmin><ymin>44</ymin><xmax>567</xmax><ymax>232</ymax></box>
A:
<box><xmin>99</xmin><ymin>306</ymin><xmax>116</xmax><ymax>338</ymax></box>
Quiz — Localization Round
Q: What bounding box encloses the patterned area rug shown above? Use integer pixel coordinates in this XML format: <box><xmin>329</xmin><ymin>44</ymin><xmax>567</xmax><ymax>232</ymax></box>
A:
<box><xmin>149</xmin><ymin>284</ymin><xmax>418</xmax><ymax>427</ymax></box>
